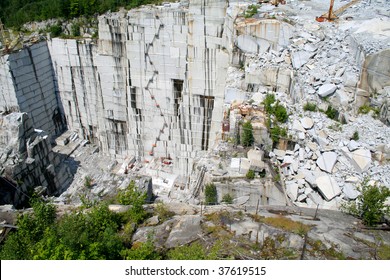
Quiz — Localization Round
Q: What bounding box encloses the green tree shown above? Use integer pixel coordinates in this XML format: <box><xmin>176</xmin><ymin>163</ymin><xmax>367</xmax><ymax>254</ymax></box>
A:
<box><xmin>117</xmin><ymin>181</ymin><xmax>148</xmax><ymax>224</ymax></box>
<box><xmin>241</xmin><ymin>121</ymin><xmax>254</xmax><ymax>147</ymax></box>
<box><xmin>0</xmin><ymin>197</ymin><xmax>56</xmax><ymax>259</ymax></box>
<box><xmin>343</xmin><ymin>180</ymin><xmax>390</xmax><ymax>226</ymax></box>
<box><xmin>205</xmin><ymin>183</ymin><xmax>217</xmax><ymax>205</ymax></box>
<box><xmin>70</xmin><ymin>0</ymin><xmax>80</xmax><ymax>17</ymax></box>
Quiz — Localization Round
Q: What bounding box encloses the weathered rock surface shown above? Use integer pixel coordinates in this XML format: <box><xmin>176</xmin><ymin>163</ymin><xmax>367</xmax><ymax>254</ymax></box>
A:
<box><xmin>165</xmin><ymin>215</ymin><xmax>202</xmax><ymax>248</ymax></box>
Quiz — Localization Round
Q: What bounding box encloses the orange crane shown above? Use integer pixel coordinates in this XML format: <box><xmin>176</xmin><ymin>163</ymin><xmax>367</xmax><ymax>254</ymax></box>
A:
<box><xmin>316</xmin><ymin>0</ymin><xmax>360</xmax><ymax>22</ymax></box>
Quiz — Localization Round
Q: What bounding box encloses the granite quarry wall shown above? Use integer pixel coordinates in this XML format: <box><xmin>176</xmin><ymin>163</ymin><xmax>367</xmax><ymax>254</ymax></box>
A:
<box><xmin>0</xmin><ymin>41</ymin><xmax>66</xmax><ymax>137</ymax></box>
<box><xmin>47</xmin><ymin>0</ymin><xmax>229</xmax><ymax>177</ymax></box>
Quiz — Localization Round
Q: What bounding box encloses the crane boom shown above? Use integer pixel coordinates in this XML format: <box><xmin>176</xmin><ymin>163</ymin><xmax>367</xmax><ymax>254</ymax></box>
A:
<box><xmin>316</xmin><ymin>0</ymin><xmax>360</xmax><ymax>22</ymax></box>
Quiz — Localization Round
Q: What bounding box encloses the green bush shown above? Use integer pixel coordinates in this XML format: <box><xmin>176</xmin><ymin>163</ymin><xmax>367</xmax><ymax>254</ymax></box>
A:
<box><xmin>303</xmin><ymin>102</ymin><xmax>317</xmax><ymax>112</ymax></box>
<box><xmin>351</xmin><ymin>130</ymin><xmax>359</xmax><ymax>141</ymax></box>
<box><xmin>244</xmin><ymin>4</ymin><xmax>258</xmax><ymax>18</ymax></box>
<box><xmin>274</xmin><ymin>102</ymin><xmax>288</xmax><ymax>123</ymax></box>
<box><xmin>154</xmin><ymin>202</ymin><xmax>174</xmax><ymax>222</ymax></box>
<box><xmin>342</xmin><ymin>180</ymin><xmax>390</xmax><ymax>226</ymax></box>
<box><xmin>117</xmin><ymin>181</ymin><xmax>147</xmax><ymax>224</ymax></box>
<box><xmin>205</xmin><ymin>183</ymin><xmax>217</xmax><ymax>205</ymax></box>
<box><xmin>358</xmin><ymin>104</ymin><xmax>371</xmax><ymax>114</ymax></box>
<box><xmin>84</xmin><ymin>176</ymin><xmax>93</xmax><ymax>188</ymax></box>
<box><xmin>221</xmin><ymin>193</ymin><xmax>233</xmax><ymax>204</ymax></box>
<box><xmin>49</xmin><ymin>23</ymin><xmax>62</xmax><ymax>37</ymax></box>
<box><xmin>167</xmin><ymin>242</ymin><xmax>213</xmax><ymax>260</ymax></box>
<box><xmin>263</xmin><ymin>94</ymin><xmax>276</xmax><ymax>114</ymax></box>
<box><xmin>71</xmin><ymin>22</ymin><xmax>81</xmax><ymax>37</ymax></box>
<box><xmin>246</xmin><ymin>170</ymin><xmax>255</xmax><ymax>180</ymax></box>
<box><xmin>270</xmin><ymin>125</ymin><xmax>287</xmax><ymax>143</ymax></box>
<box><xmin>241</xmin><ymin>121</ymin><xmax>254</xmax><ymax>147</ymax></box>
<box><xmin>358</xmin><ymin>104</ymin><xmax>380</xmax><ymax>118</ymax></box>
<box><xmin>325</xmin><ymin>105</ymin><xmax>338</xmax><ymax>120</ymax></box>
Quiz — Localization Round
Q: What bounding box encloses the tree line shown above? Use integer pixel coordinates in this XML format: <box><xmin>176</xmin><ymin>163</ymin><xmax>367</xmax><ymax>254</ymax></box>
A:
<box><xmin>0</xmin><ymin>0</ymin><xmax>161</xmax><ymax>28</ymax></box>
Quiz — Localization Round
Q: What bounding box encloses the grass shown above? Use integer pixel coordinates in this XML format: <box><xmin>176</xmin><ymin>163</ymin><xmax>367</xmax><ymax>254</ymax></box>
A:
<box><xmin>260</xmin><ymin>215</ymin><xmax>311</xmax><ymax>237</ymax></box>
<box><xmin>358</xmin><ymin>104</ymin><xmax>380</xmax><ymax>117</ymax></box>
<box><xmin>303</xmin><ymin>102</ymin><xmax>317</xmax><ymax>112</ymax></box>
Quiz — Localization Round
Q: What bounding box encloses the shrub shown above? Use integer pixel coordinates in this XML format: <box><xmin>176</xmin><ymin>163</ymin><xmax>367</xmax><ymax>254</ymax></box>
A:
<box><xmin>49</xmin><ymin>23</ymin><xmax>62</xmax><ymax>37</ymax></box>
<box><xmin>84</xmin><ymin>176</ymin><xmax>93</xmax><ymax>188</ymax></box>
<box><xmin>263</xmin><ymin>94</ymin><xmax>276</xmax><ymax>114</ymax></box>
<box><xmin>358</xmin><ymin>104</ymin><xmax>380</xmax><ymax>118</ymax></box>
<box><xmin>205</xmin><ymin>183</ymin><xmax>218</xmax><ymax>205</ymax></box>
<box><xmin>351</xmin><ymin>130</ymin><xmax>359</xmax><ymax>141</ymax></box>
<box><xmin>325</xmin><ymin>105</ymin><xmax>338</xmax><ymax>120</ymax></box>
<box><xmin>244</xmin><ymin>4</ymin><xmax>258</xmax><ymax>18</ymax></box>
<box><xmin>274</xmin><ymin>102</ymin><xmax>288</xmax><ymax>123</ymax></box>
<box><xmin>246</xmin><ymin>170</ymin><xmax>255</xmax><ymax>180</ymax></box>
<box><xmin>358</xmin><ymin>104</ymin><xmax>371</xmax><ymax>114</ymax></box>
<box><xmin>241</xmin><ymin>121</ymin><xmax>254</xmax><ymax>147</ymax></box>
<box><xmin>342</xmin><ymin>180</ymin><xmax>390</xmax><ymax>226</ymax></box>
<box><xmin>222</xmin><ymin>193</ymin><xmax>234</xmax><ymax>204</ymax></box>
<box><xmin>303</xmin><ymin>102</ymin><xmax>317</xmax><ymax>112</ymax></box>
<box><xmin>270</xmin><ymin>125</ymin><xmax>287</xmax><ymax>143</ymax></box>
<box><xmin>71</xmin><ymin>23</ymin><xmax>81</xmax><ymax>37</ymax></box>
<box><xmin>117</xmin><ymin>181</ymin><xmax>147</xmax><ymax>224</ymax></box>
<box><xmin>154</xmin><ymin>202</ymin><xmax>174</xmax><ymax>222</ymax></box>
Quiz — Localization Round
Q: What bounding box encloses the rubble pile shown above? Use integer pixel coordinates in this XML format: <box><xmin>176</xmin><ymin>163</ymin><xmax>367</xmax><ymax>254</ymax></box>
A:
<box><xmin>220</xmin><ymin>0</ymin><xmax>390</xmax><ymax>210</ymax></box>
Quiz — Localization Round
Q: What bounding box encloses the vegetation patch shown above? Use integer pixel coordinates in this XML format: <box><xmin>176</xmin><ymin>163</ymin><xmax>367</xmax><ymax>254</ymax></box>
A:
<box><xmin>260</xmin><ymin>215</ymin><xmax>311</xmax><ymax>237</ymax></box>
<box><xmin>351</xmin><ymin>130</ymin><xmax>359</xmax><ymax>141</ymax></box>
<box><xmin>221</xmin><ymin>193</ymin><xmax>233</xmax><ymax>204</ymax></box>
<box><xmin>154</xmin><ymin>202</ymin><xmax>174</xmax><ymax>223</ymax></box>
<box><xmin>241</xmin><ymin>121</ymin><xmax>254</xmax><ymax>147</ymax></box>
<box><xmin>342</xmin><ymin>179</ymin><xmax>390</xmax><ymax>226</ymax></box>
<box><xmin>358</xmin><ymin>104</ymin><xmax>380</xmax><ymax>117</ymax></box>
<box><xmin>303</xmin><ymin>102</ymin><xmax>317</xmax><ymax>112</ymax></box>
<box><xmin>325</xmin><ymin>105</ymin><xmax>338</xmax><ymax>120</ymax></box>
<box><xmin>244</xmin><ymin>4</ymin><xmax>259</xmax><ymax>18</ymax></box>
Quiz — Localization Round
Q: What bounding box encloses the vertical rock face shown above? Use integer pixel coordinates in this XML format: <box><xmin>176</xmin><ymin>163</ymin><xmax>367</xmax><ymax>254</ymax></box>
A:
<box><xmin>47</xmin><ymin>1</ymin><xmax>229</xmax><ymax>176</ymax></box>
<box><xmin>0</xmin><ymin>113</ymin><xmax>71</xmax><ymax>207</ymax></box>
<box><xmin>0</xmin><ymin>42</ymin><xmax>66</xmax><ymax>136</ymax></box>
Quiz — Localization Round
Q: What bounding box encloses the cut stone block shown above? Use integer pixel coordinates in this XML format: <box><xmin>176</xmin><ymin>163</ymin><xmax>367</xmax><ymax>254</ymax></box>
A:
<box><xmin>316</xmin><ymin>152</ymin><xmax>338</xmax><ymax>173</ymax></box>
<box><xmin>315</xmin><ymin>175</ymin><xmax>341</xmax><ymax>201</ymax></box>
<box><xmin>318</xmin><ymin>83</ymin><xmax>337</xmax><ymax>97</ymax></box>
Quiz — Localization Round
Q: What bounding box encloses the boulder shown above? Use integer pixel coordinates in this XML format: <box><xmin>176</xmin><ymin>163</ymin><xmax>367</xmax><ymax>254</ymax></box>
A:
<box><xmin>286</xmin><ymin>182</ymin><xmax>299</xmax><ymax>201</ymax></box>
<box><xmin>146</xmin><ymin>215</ymin><xmax>160</xmax><ymax>226</ymax></box>
<box><xmin>292</xmin><ymin>119</ymin><xmax>306</xmax><ymax>132</ymax></box>
<box><xmin>318</xmin><ymin>83</ymin><xmax>337</xmax><ymax>97</ymax></box>
<box><xmin>348</xmin><ymin>140</ymin><xmax>360</xmax><ymax>151</ymax></box>
<box><xmin>342</xmin><ymin>148</ymin><xmax>372</xmax><ymax>173</ymax></box>
<box><xmin>342</xmin><ymin>184</ymin><xmax>360</xmax><ymax>200</ymax></box>
<box><xmin>307</xmin><ymin>191</ymin><xmax>324</xmax><ymax>206</ymax></box>
<box><xmin>165</xmin><ymin>215</ymin><xmax>202</xmax><ymax>248</ymax></box>
<box><xmin>301</xmin><ymin>117</ymin><xmax>314</xmax><ymax>130</ymax></box>
<box><xmin>315</xmin><ymin>175</ymin><xmax>342</xmax><ymax>201</ymax></box>
<box><xmin>292</xmin><ymin>51</ymin><xmax>314</xmax><ymax>69</ymax></box>
<box><xmin>316</xmin><ymin>152</ymin><xmax>338</xmax><ymax>173</ymax></box>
